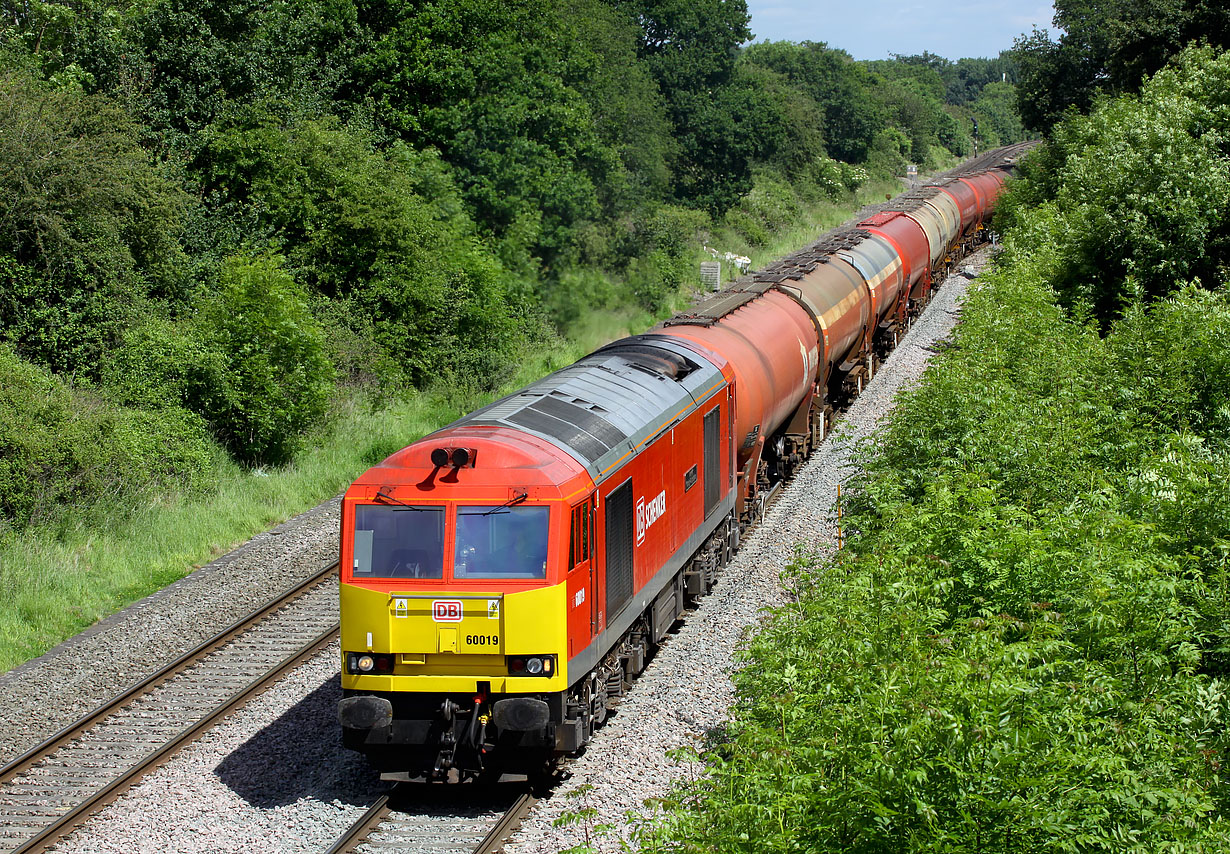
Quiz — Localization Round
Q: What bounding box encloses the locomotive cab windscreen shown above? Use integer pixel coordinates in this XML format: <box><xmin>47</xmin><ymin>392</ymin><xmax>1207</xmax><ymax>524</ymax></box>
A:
<box><xmin>351</xmin><ymin>504</ymin><xmax>445</xmax><ymax>579</ymax></box>
<box><xmin>349</xmin><ymin>502</ymin><xmax>549</xmax><ymax>581</ymax></box>
<box><xmin>454</xmin><ymin>505</ymin><xmax>548</xmax><ymax>579</ymax></box>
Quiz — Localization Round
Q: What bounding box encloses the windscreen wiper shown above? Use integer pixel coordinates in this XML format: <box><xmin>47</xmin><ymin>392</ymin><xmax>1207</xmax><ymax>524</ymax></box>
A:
<box><xmin>478</xmin><ymin>490</ymin><xmax>528</xmax><ymax>516</ymax></box>
<box><xmin>373</xmin><ymin>486</ymin><xmax>426</xmax><ymax>508</ymax></box>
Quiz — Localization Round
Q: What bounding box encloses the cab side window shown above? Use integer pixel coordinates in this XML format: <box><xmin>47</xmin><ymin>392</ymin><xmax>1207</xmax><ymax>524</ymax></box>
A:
<box><xmin>569</xmin><ymin>498</ymin><xmax>594</xmax><ymax>568</ymax></box>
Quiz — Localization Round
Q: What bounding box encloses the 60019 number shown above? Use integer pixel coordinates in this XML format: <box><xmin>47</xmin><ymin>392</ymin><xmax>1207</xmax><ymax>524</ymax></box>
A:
<box><xmin>466</xmin><ymin>634</ymin><xmax>499</xmax><ymax>646</ymax></box>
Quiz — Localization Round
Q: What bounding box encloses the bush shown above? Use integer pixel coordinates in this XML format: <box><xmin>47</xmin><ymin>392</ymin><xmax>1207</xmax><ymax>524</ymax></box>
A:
<box><xmin>193</xmin><ymin>254</ymin><xmax>334</xmax><ymax>466</ymax></box>
<box><xmin>866</xmin><ymin>127</ymin><xmax>911</xmax><ymax>178</ymax></box>
<box><xmin>1000</xmin><ymin>47</ymin><xmax>1230</xmax><ymax>324</ymax></box>
<box><xmin>199</xmin><ymin>113</ymin><xmax>540</xmax><ymax>389</ymax></box>
<box><xmin>840</xmin><ymin>162</ymin><xmax>869</xmax><ymax>192</ymax></box>
<box><xmin>0</xmin><ymin>69</ymin><xmax>188</xmax><ymax>376</ymax></box>
<box><xmin>723</xmin><ymin>170</ymin><xmax>805</xmax><ymax>248</ymax></box>
<box><xmin>621</xmin><ymin>204</ymin><xmax>710</xmax><ymax>312</ymax></box>
<box><xmin>101</xmin><ymin>314</ymin><xmax>222</xmax><ymax>411</ymax></box>
<box><xmin>639</xmin><ymin>266</ymin><xmax>1230</xmax><ymax>854</ymax></box>
<box><xmin>0</xmin><ymin>346</ymin><xmax>217</xmax><ymax>531</ymax></box>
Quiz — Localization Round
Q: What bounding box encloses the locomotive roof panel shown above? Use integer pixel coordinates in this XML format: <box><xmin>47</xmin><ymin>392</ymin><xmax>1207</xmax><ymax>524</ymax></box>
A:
<box><xmin>434</xmin><ymin>337</ymin><xmax>726</xmax><ymax>482</ymax></box>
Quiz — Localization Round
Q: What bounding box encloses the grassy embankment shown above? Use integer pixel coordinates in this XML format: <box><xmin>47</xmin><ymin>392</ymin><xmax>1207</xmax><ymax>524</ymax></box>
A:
<box><xmin>0</xmin><ymin>175</ymin><xmax>902</xmax><ymax>673</ymax></box>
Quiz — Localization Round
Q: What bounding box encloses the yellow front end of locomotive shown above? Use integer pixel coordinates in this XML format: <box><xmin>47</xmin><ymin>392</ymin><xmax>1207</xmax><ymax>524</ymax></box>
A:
<box><xmin>339</xmin><ymin>581</ymin><xmax>568</xmax><ymax>693</ymax></box>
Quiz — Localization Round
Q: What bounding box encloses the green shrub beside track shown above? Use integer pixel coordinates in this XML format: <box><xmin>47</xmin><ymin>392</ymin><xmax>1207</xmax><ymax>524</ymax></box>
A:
<box><xmin>642</xmin><ymin>259</ymin><xmax>1230</xmax><ymax>854</ymax></box>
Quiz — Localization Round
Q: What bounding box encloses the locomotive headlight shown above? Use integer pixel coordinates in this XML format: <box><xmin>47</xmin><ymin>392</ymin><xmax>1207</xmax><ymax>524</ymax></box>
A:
<box><xmin>347</xmin><ymin>652</ymin><xmax>393</xmax><ymax>674</ymax></box>
<box><xmin>507</xmin><ymin>654</ymin><xmax>554</xmax><ymax>676</ymax></box>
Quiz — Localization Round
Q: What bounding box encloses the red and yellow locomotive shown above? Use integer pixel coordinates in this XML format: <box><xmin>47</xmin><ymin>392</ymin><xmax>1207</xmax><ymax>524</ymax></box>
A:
<box><xmin>337</xmin><ymin>144</ymin><xmax>1032</xmax><ymax>779</ymax></box>
<box><xmin>338</xmin><ymin>337</ymin><xmax>738</xmax><ymax>777</ymax></box>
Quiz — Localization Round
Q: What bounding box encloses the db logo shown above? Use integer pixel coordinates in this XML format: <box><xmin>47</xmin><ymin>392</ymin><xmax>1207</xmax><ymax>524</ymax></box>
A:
<box><xmin>432</xmin><ymin>600</ymin><xmax>464</xmax><ymax>622</ymax></box>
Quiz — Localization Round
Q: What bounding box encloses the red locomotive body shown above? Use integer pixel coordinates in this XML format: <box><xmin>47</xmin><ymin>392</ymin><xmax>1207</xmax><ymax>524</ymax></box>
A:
<box><xmin>338</xmin><ymin>336</ymin><xmax>738</xmax><ymax>776</ymax></box>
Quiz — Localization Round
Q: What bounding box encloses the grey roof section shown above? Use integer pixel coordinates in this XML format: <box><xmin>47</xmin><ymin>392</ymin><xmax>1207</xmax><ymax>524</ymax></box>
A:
<box><xmin>436</xmin><ymin>336</ymin><xmax>725</xmax><ymax>482</ymax></box>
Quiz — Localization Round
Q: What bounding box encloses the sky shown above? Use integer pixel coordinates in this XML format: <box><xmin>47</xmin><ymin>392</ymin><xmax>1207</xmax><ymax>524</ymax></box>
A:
<box><xmin>744</xmin><ymin>0</ymin><xmax>1058</xmax><ymax>61</ymax></box>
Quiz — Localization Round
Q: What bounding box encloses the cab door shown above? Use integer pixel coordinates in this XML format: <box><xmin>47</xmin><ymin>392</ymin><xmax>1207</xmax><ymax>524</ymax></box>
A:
<box><xmin>565</xmin><ymin>497</ymin><xmax>596</xmax><ymax>659</ymax></box>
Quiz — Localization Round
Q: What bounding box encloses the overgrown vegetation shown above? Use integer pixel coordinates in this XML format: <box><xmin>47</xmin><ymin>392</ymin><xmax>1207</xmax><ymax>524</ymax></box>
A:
<box><xmin>636</xmin><ymin>45</ymin><xmax>1230</xmax><ymax>854</ymax></box>
<box><xmin>0</xmin><ymin>1</ymin><xmax>1022</xmax><ymax>527</ymax></box>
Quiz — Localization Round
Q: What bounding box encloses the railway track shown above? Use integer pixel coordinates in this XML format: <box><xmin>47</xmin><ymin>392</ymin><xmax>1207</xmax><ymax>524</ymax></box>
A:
<box><xmin>0</xmin><ymin>562</ymin><xmax>342</xmax><ymax>854</ymax></box>
<box><xmin>327</xmin><ymin>788</ymin><xmax>537</xmax><ymax>854</ymax></box>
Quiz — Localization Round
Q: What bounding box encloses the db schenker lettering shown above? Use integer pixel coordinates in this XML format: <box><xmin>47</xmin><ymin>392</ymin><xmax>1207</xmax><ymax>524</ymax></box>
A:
<box><xmin>636</xmin><ymin>490</ymin><xmax>667</xmax><ymax>544</ymax></box>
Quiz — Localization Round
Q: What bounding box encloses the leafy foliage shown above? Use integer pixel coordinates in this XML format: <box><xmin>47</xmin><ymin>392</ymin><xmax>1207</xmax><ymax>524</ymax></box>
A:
<box><xmin>998</xmin><ymin>47</ymin><xmax>1230</xmax><ymax>324</ymax></box>
<box><xmin>610</xmin><ymin>0</ymin><xmax>766</xmax><ymax>212</ymax></box>
<box><xmin>0</xmin><ymin>0</ymin><xmax>1025</xmax><ymax>532</ymax></box>
<box><xmin>198</xmin><ymin>110</ymin><xmax>536</xmax><ymax>386</ymax></box>
<box><xmin>638</xmin><ymin>46</ymin><xmax>1230</xmax><ymax>854</ymax></box>
<box><xmin>0</xmin><ymin>68</ymin><xmax>187</xmax><ymax>375</ymax></box>
<box><xmin>191</xmin><ymin>255</ymin><xmax>334</xmax><ymax>466</ymax></box>
<box><xmin>0</xmin><ymin>345</ymin><xmax>217</xmax><ymax>532</ymax></box>
<box><xmin>639</xmin><ymin>244</ymin><xmax>1230</xmax><ymax>854</ymax></box>
<box><xmin>1013</xmin><ymin>0</ymin><xmax>1230</xmax><ymax>132</ymax></box>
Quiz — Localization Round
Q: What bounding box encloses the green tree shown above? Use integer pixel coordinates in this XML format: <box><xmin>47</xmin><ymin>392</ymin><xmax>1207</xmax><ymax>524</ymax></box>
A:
<box><xmin>946</xmin><ymin>53</ymin><xmax>1019</xmax><ymax>105</ymax></box>
<box><xmin>0</xmin><ymin>68</ymin><xmax>186</xmax><ymax>375</ymax></box>
<box><xmin>553</xmin><ymin>0</ymin><xmax>676</xmax><ymax>213</ymax></box>
<box><xmin>1013</xmin><ymin>0</ymin><xmax>1230</xmax><ymax>132</ymax></box>
<box><xmin>348</xmin><ymin>0</ymin><xmax>617</xmax><ymax>266</ymax></box>
<box><xmin>1003</xmin><ymin>47</ymin><xmax>1230</xmax><ymax>322</ymax></box>
<box><xmin>970</xmin><ymin>80</ymin><xmax>1025</xmax><ymax>146</ymax></box>
<box><xmin>740</xmin><ymin>41</ymin><xmax>882</xmax><ymax>163</ymax></box>
<box><xmin>0</xmin><ymin>344</ymin><xmax>216</xmax><ymax>530</ymax></box>
<box><xmin>199</xmin><ymin>110</ymin><xmax>534</xmax><ymax>386</ymax></box>
<box><xmin>610</xmin><ymin>0</ymin><xmax>762</xmax><ymax>211</ymax></box>
<box><xmin>194</xmin><ymin>254</ymin><xmax>333</xmax><ymax>466</ymax></box>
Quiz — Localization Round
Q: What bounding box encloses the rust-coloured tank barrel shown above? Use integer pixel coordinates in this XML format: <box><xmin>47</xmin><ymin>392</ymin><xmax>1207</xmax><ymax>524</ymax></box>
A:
<box><xmin>662</xmin><ymin>290</ymin><xmax>818</xmax><ymax>454</ymax></box>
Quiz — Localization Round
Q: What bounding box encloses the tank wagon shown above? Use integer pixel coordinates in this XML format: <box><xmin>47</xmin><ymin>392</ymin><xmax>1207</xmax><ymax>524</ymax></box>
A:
<box><xmin>336</xmin><ymin>143</ymin><xmax>1034</xmax><ymax>779</ymax></box>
